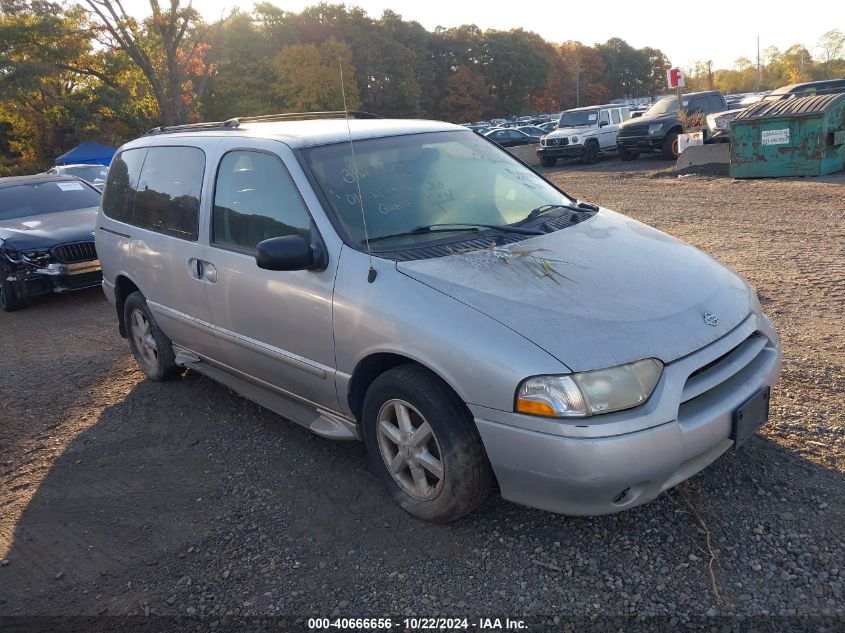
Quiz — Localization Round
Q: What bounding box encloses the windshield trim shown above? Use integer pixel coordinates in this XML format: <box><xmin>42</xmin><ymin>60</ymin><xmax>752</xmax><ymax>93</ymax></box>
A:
<box><xmin>294</xmin><ymin>129</ymin><xmax>576</xmax><ymax>256</ymax></box>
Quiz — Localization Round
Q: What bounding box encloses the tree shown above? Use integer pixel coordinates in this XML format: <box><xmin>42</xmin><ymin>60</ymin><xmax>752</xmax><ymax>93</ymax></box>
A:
<box><xmin>83</xmin><ymin>0</ymin><xmax>214</xmax><ymax>125</ymax></box>
<box><xmin>817</xmin><ymin>29</ymin><xmax>845</xmax><ymax>79</ymax></box>
<box><xmin>274</xmin><ymin>38</ymin><xmax>360</xmax><ymax>111</ymax></box>
<box><xmin>441</xmin><ymin>66</ymin><xmax>489</xmax><ymax>122</ymax></box>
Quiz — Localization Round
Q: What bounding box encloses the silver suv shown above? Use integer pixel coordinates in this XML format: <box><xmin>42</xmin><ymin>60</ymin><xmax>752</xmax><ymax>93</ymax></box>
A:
<box><xmin>96</xmin><ymin>114</ymin><xmax>780</xmax><ymax>522</ymax></box>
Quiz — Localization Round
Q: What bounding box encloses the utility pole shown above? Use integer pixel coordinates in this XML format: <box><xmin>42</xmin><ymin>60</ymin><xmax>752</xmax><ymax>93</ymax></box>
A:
<box><xmin>706</xmin><ymin>60</ymin><xmax>713</xmax><ymax>90</ymax></box>
<box><xmin>575</xmin><ymin>57</ymin><xmax>580</xmax><ymax>108</ymax></box>
<box><xmin>756</xmin><ymin>35</ymin><xmax>761</xmax><ymax>91</ymax></box>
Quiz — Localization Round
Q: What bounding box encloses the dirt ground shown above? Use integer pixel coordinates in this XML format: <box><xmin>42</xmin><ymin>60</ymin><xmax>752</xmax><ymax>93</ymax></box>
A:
<box><xmin>1</xmin><ymin>156</ymin><xmax>843</xmax><ymax>625</ymax></box>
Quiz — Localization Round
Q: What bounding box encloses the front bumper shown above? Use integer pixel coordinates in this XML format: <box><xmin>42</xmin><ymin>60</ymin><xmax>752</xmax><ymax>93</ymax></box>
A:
<box><xmin>5</xmin><ymin>260</ymin><xmax>102</xmax><ymax>298</ymax></box>
<box><xmin>616</xmin><ymin>135</ymin><xmax>663</xmax><ymax>153</ymax></box>
<box><xmin>537</xmin><ymin>144</ymin><xmax>584</xmax><ymax>159</ymax></box>
<box><xmin>472</xmin><ymin>313</ymin><xmax>781</xmax><ymax>516</ymax></box>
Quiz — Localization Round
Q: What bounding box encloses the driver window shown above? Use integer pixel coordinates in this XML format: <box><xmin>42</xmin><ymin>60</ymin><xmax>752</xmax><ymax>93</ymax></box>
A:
<box><xmin>212</xmin><ymin>150</ymin><xmax>311</xmax><ymax>252</ymax></box>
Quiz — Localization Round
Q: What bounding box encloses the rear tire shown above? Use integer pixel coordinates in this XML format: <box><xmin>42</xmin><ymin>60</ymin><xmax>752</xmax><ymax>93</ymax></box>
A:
<box><xmin>581</xmin><ymin>140</ymin><xmax>599</xmax><ymax>164</ymax></box>
<box><xmin>662</xmin><ymin>132</ymin><xmax>680</xmax><ymax>160</ymax></box>
<box><xmin>124</xmin><ymin>291</ymin><xmax>179</xmax><ymax>381</ymax></box>
<box><xmin>0</xmin><ymin>280</ymin><xmax>22</xmax><ymax>312</ymax></box>
<box><xmin>362</xmin><ymin>364</ymin><xmax>493</xmax><ymax>523</ymax></box>
<box><xmin>540</xmin><ymin>156</ymin><xmax>557</xmax><ymax>167</ymax></box>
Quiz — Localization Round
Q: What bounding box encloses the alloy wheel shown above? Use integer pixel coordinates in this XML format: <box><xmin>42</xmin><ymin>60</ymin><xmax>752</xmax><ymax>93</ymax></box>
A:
<box><xmin>130</xmin><ymin>308</ymin><xmax>158</xmax><ymax>367</ymax></box>
<box><xmin>376</xmin><ymin>399</ymin><xmax>445</xmax><ymax>500</ymax></box>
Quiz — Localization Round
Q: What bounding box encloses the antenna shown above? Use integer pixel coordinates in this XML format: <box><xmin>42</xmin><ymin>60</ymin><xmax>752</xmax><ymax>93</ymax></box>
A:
<box><xmin>339</xmin><ymin>58</ymin><xmax>377</xmax><ymax>283</ymax></box>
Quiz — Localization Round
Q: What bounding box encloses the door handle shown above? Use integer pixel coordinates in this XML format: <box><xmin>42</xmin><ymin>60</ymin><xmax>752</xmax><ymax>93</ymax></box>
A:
<box><xmin>202</xmin><ymin>262</ymin><xmax>217</xmax><ymax>283</ymax></box>
<box><xmin>187</xmin><ymin>258</ymin><xmax>203</xmax><ymax>279</ymax></box>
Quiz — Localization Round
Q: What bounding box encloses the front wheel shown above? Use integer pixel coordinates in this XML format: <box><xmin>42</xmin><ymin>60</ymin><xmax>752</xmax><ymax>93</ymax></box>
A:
<box><xmin>662</xmin><ymin>132</ymin><xmax>680</xmax><ymax>159</ymax></box>
<box><xmin>619</xmin><ymin>148</ymin><xmax>639</xmax><ymax>162</ymax></box>
<box><xmin>540</xmin><ymin>156</ymin><xmax>557</xmax><ymax>167</ymax></box>
<box><xmin>581</xmin><ymin>141</ymin><xmax>599</xmax><ymax>164</ymax></box>
<box><xmin>362</xmin><ymin>365</ymin><xmax>493</xmax><ymax>522</ymax></box>
<box><xmin>124</xmin><ymin>291</ymin><xmax>179</xmax><ymax>381</ymax></box>
<box><xmin>0</xmin><ymin>280</ymin><xmax>23</xmax><ymax>312</ymax></box>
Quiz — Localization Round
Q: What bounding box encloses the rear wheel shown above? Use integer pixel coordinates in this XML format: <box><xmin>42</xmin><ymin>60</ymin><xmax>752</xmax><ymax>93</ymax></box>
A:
<box><xmin>662</xmin><ymin>132</ymin><xmax>680</xmax><ymax>159</ymax></box>
<box><xmin>581</xmin><ymin>140</ymin><xmax>599</xmax><ymax>164</ymax></box>
<box><xmin>540</xmin><ymin>156</ymin><xmax>557</xmax><ymax>167</ymax></box>
<box><xmin>124</xmin><ymin>291</ymin><xmax>179</xmax><ymax>381</ymax></box>
<box><xmin>0</xmin><ymin>280</ymin><xmax>22</xmax><ymax>312</ymax></box>
<box><xmin>362</xmin><ymin>364</ymin><xmax>493</xmax><ymax>522</ymax></box>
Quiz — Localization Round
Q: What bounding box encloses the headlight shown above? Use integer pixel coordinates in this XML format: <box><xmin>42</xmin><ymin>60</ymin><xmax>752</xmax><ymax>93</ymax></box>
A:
<box><xmin>648</xmin><ymin>123</ymin><xmax>664</xmax><ymax>135</ymax></box>
<box><xmin>570</xmin><ymin>136</ymin><xmax>579</xmax><ymax>144</ymax></box>
<box><xmin>516</xmin><ymin>358</ymin><xmax>663</xmax><ymax>418</ymax></box>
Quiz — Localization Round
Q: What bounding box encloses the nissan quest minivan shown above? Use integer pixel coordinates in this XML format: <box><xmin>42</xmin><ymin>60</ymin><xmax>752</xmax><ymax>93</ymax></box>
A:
<box><xmin>96</xmin><ymin>114</ymin><xmax>780</xmax><ymax>522</ymax></box>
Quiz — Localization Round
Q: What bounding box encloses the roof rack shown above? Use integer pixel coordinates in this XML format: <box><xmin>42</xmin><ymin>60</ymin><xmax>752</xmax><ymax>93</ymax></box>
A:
<box><xmin>145</xmin><ymin>110</ymin><xmax>381</xmax><ymax>135</ymax></box>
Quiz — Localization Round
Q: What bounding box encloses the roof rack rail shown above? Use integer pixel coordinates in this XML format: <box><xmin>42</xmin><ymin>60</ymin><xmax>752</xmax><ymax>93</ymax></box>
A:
<box><xmin>145</xmin><ymin>111</ymin><xmax>381</xmax><ymax>136</ymax></box>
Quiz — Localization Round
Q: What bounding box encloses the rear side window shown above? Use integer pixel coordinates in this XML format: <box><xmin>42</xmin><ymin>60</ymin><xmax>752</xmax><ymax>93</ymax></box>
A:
<box><xmin>212</xmin><ymin>150</ymin><xmax>311</xmax><ymax>252</ymax></box>
<box><xmin>133</xmin><ymin>146</ymin><xmax>204</xmax><ymax>241</ymax></box>
<box><xmin>102</xmin><ymin>148</ymin><xmax>147</xmax><ymax>223</ymax></box>
<box><xmin>611</xmin><ymin>109</ymin><xmax>621</xmax><ymax>124</ymax></box>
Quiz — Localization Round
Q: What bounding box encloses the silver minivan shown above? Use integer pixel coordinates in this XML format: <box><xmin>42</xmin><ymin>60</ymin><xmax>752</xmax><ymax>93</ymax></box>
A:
<box><xmin>96</xmin><ymin>114</ymin><xmax>780</xmax><ymax>522</ymax></box>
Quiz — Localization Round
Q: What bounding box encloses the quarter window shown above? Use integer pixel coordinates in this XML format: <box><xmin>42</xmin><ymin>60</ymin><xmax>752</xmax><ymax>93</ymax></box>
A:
<box><xmin>212</xmin><ymin>151</ymin><xmax>311</xmax><ymax>252</ymax></box>
<box><xmin>133</xmin><ymin>146</ymin><xmax>204</xmax><ymax>241</ymax></box>
<box><xmin>102</xmin><ymin>148</ymin><xmax>147</xmax><ymax>223</ymax></box>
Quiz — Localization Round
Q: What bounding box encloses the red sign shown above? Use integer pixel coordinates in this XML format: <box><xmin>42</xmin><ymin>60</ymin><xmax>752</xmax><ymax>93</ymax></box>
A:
<box><xmin>666</xmin><ymin>67</ymin><xmax>685</xmax><ymax>89</ymax></box>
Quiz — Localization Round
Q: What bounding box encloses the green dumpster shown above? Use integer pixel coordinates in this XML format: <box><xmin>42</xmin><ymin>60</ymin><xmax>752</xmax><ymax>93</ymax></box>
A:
<box><xmin>730</xmin><ymin>93</ymin><xmax>845</xmax><ymax>178</ymax></box>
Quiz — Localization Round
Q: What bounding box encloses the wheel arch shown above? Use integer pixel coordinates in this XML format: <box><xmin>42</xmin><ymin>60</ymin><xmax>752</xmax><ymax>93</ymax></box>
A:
<box><xmin>113</xmin><ymin>274</ymin><xmax>142</xmax><ymax>338</ymax></box>
<box><xmin>347</xmin><ymin>352</ymin><xmax>468</xmax><ymax>424</ymax></box>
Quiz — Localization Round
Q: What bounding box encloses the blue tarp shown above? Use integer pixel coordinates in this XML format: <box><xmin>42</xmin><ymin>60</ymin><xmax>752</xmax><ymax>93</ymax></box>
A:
<box><xmin>54</xmin><ymin>142</ymin><xmax>116</xmax><ymax>166</ymax></box>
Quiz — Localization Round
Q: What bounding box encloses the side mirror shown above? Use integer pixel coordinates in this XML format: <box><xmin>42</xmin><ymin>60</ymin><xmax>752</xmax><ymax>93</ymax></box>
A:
<box><xmin>255</xmin><ymin>235</ymin><xmax>325</xmax><ymax>271</ymax></box>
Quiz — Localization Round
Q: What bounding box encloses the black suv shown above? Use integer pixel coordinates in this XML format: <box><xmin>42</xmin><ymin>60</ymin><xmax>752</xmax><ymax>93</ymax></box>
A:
<box><xmin>616</xmin><ymin>90</ymin><xmax>728</xmax><ymax>160</ymax></box>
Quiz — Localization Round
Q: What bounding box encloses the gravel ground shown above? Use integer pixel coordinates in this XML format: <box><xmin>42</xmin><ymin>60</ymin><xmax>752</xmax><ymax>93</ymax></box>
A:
<box><xmin>0</xmin><ymin>157</ymin><xmax>843</xmax><ymax>628</ymax></box>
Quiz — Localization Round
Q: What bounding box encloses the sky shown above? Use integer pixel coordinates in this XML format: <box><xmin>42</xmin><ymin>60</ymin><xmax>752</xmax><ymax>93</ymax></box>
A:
<box><xmin>121</xmin><ymin>0</ymin><xmax>841</xmax><ymax>70</ymax></box>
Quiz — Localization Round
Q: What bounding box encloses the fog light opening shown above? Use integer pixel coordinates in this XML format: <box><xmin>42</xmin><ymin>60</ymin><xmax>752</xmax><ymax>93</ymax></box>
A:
<box><xmin>612</xmin><ymin>487</ymin><xmax>631</xmax><ymax>504</ymax></box>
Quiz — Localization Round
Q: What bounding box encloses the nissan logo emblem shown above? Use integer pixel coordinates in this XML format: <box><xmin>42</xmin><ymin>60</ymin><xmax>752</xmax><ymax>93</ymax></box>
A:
<box><xmin>703</xmin><ymin>312</ymin><xmax>719</xmax><ymax>327</ymax></box>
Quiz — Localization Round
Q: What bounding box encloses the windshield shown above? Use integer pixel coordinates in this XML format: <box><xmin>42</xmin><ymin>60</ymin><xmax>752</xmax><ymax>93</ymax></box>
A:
<box><xmin>0</xmin><ymin>180</ymin><xmax>101</xmax><ymax>221</ymax></box>
<box><xmin>302</xmin><ymin>130</ymin><xmax>571</xmax><ymax>248</ymax></box>
<box><xmin>645</xmin><ymin>97</ymin><xmax>682</xmax><ymax>116</ymax></box>
<box><xmin>558</xmin><ymin>110</ymin><xmax>599</xmax><ymax>128</ymax></box>
<box><xmin>62</xmin><ymin>165</ymin><xmax>109</xmax><ymax>184</ymax></box>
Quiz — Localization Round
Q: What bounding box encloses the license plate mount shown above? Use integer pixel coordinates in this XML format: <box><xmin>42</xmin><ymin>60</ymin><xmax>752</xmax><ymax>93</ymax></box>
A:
<box><xmin>732</xmin><ymin>387</ymin><xmax>771</xmax><ymax>449</ymax></box>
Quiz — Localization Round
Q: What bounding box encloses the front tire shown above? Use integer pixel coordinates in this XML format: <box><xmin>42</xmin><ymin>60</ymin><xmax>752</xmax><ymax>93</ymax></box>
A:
<box><xmin>0</xmin><ymin>280</ymin><xmax>22</xmax><ymax>312</ymax></box>
<box><xmin>362</xmin><ymin>364</ymin><xmax>493</xmax><ymax>522</ymax></box>
<box><xmin>581</xmin><ymin>140</ymin><xmax>599</xmax><ymax>164</ymax></box>
<box><xmin>619</xmin><ymin>148</ymin><xmax>639</xmax><ymax>161</ymax></box>
<box><xmin>662</xmin><ymin>132</ymin><xmax>680</xmax><ymax>159</ymax></box>
<box><xmin>540</xmin><ymin>156</ymin><xmax>557</xmax><ymax>167</ymax></box>
<box><xmin>124</xmin><ymin>291</ymin><xmax>179</xmax><ymax>381</ymax></box>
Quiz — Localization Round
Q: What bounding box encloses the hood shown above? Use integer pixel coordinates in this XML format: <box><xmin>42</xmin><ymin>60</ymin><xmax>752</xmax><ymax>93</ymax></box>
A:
<box><xmin>620</xmin><ymin>111</ymin><xmax>679</xmax><ymax>127</ymax></box>
<box><xmin>397</xmin><ymin>209</ymin><xmax>753</xmax><ymax>372</ymax></box>
<box><xmin>546</xmin><ymin>126</ymin><xmax>596</xmax><ymax>139</ymax></box>
<box><xmin>0</xmin><ymin>207</ymin><xmax>98</xmax><ymax>251</ymax></box>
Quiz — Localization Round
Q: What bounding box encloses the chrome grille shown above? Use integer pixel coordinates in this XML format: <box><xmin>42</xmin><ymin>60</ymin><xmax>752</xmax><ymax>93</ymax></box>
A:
<box><xmin>51</xmin><ymin>241</ymin><xmax>97</xmax><ymax>263</ymax></box>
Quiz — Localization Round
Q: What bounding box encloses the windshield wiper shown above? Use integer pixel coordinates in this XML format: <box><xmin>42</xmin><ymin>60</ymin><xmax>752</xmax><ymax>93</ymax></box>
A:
<box><xmin>518</xmin><ymin>201</ymin><xmax>599</xmax><ymax>224</ymax></box>
<box><xmin>363</xmin><ymin>222</ymin><xmax>542</xmax><ymax>245</ymax></box>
